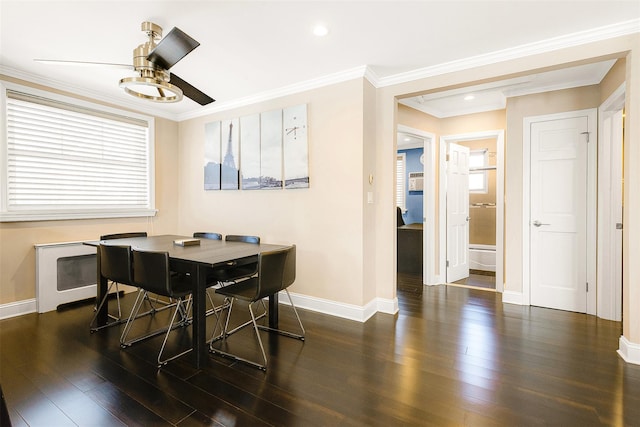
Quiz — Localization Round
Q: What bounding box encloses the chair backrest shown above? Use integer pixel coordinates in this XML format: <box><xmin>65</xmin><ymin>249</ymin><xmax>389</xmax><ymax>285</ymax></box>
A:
<box><xmin>131</xmin><ymin>249</ymin><xmax>173</xmax><ymax>298</ymax></box>
<box><xmin>396</xmin><ymin>207</ymin><xmax>405</xmax><ymax>226</ymax></box>
<box><xmin>193</xmin><ymin>232</ymin><xmax>222</xmax><ymax>240</ymax></box>
<box><xmin>226</xmin><ymin>235</ymin><xmax>260</xmax><ymax>244</ymax></box>
<box><xmin>99</xmin><ymin>244</ymin><xmax>134</xmax><ymax>285</ymax></box>
<box><xmin>255</xmin><ymin>245</ymin><xmax>295</xmax><ymax>301</ymax></box>
<box><xmin>101</xmin><ymin>232</ymin><xmax>148</xmax><ymax>240</ymax></box>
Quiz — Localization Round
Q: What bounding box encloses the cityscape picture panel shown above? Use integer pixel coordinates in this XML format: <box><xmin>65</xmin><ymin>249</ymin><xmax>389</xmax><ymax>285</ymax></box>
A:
<box><xmin>283</xmin><ymin>104</ymin><xmax>309</xmax><ymax>188</ymax></box>
<box><xmin>260</xmin><ymin>109</ymin><xmax>283</xmax><ymax>189</ymax></box>
<box><xmin>240</xmin><ymin>114</ymin><xmax>261</xmax><ymax>190</ymax></box>
<box><xmin>221</xmin><ymin>118</ymin><xmax>240</xmax><ymax>190</ymax></box>
<box><xmin>204</xmin><ymin>121</ymin><xmax>221</xmax><ymax>190</ymax></box>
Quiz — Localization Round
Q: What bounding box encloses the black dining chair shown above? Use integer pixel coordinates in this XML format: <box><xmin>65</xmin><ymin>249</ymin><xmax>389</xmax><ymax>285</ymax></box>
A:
<box><xmin>192</xmin><ymin>232</ymin><xmax>224</xmax><ymax>316</ymax></box>
<box><xmin>90</xmin><ymin>244</ymin><xmax>134</xmax><ymax>332</ymax></box>
<box><xmin>120</xmin><ymin>249</ymin><xmax>193</xmax><ymax>367</ymax></box>
<box><xmin>93</xmin><ymin>232</ymin><xmax>147</xmax><ymax>325</ymax></box>
<box><xmin>193</xmin><ymin>232</ymin><xmax>222</xmax><ymax>240</ymax></box>
<box><xmin>208</xmin><ymin>235</ymin><xmax>261</xmax><ymax>283</ymax></box>
<box><xmin>210</xmin><ymin>245</ymin><xmax>304</xmax><ymax>371</ymax></box>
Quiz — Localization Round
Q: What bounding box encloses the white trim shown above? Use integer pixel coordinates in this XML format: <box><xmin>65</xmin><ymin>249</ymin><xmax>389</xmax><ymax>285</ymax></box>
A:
<box><xmin>598</xmin><ymin>84</ymin><xmax>625</xmax><ymax>321</ymax></box>
<box><xmin>618</xmin><ymin>336</ymin><xmax>640</xmax><ymax>365</ymax></box>
<box><xmin>0</xmin><ymin>65</ymin><xmax>177</xmax><ymax>121</ymax></box>
<box><xmin>439</xmin><ymin>130</ymin><xmax>504</xmax><ymax>292</ymax></box>
<box><xmin>502</xmin><ymin>290</ymin><xmax>524</xmax><ymax>305</ymax></box>
<box><xmin>178</xmin><ymin>66</ymin><xmax>369</xmax><ymax>121</ymax></box>
<box><xmin>0</xmin><ymin>299</ymin><xmax>37</xmax><ymax>320</ymax></box>
<box><xmin>522</xmin><ymin>109</ymin><xmax>598</xmax><ymax>313</ymax></box>
<box><xmin>397</xmin><ymin>125</ymin><xmax>437</xmax><ymax>286</ymax></box>
<box><xmin>376</xmin><ymin>19</ymin><xmax>640</xmax><ymax>88</ymax></box>
<box><xmin>4</xmin><ymin>20</ymin><xmax>638</xmax><ymax>121</ymax></box>
<box><xmin>281</xmin><ymin>291</ymin><xmax>397</xmax><ymax>323</ymax></box>
<box><xmin>1</xmin><ymin>209</ymin><xmax>158</xmax><ymax>223</ymax></box>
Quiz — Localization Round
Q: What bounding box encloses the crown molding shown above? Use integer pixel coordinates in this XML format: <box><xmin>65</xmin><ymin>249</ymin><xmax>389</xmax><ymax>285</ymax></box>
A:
<box><xmin>0</xmin><ymin>65</ymin><xmax>181</xmax><ymax>120</ymax></box>
<box><xmin>2</xmin><ymin>19</ymin><xmax>637</xmax><ymax>122</ymax></box>
<box><xmin>177</xmin><ymin>65</ymin><xmax>369</xmax><ymax>121</ymax></box>
<box><xmin>375</xmin><ymin>18</ymin><xmax>640</xmax><ymax>88</ymax></box>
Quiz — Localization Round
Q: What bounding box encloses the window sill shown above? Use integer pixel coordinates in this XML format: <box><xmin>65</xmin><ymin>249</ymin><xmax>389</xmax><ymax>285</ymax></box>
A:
<box><xmin>0</xmin><ymin>209</ymin><xmax>158</xmax><ymax>223</ymax></box>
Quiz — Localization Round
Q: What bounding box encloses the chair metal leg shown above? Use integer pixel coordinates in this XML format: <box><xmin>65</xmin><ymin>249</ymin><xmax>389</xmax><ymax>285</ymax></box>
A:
<box><xmin>256</xmin><ymin>290</ymin><xmax>305</xmax><ymax>340</ymax></box>
<box><xmin>209</xmin><ymin>299</ymin><xmax>267</xmax><ymax>371</ymax></box>
<box><xmin>157</xmin><ymin>296</ymin><xmax>193</xmax><ymax>367</ymax></box>
<box><xmin>90</xmin><ymin>281</ymin><xmax>126</xmax><ymax>332</ymax></box>
<box><xmin>120</xmin><ymin>290</ymin><xmax>189</xmax><ymax>348</ymax></box>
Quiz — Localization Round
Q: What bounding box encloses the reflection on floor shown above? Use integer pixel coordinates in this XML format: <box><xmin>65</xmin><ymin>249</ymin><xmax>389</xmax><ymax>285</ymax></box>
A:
<box><xmin>452</xmin><ymin>270</ymin><xmax>496</xmax><ymax>290</ymax></box>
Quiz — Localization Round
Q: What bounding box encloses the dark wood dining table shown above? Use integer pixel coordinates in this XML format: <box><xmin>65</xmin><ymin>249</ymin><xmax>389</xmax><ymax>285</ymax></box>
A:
<box><xmin>85</xmin><ymin>234</ymin><xmax>289</xmax><ymax>369</ymax></box>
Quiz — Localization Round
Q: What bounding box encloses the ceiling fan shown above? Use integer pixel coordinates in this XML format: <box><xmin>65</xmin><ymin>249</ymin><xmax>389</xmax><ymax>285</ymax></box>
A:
<box><xmin>35</xmin><ymin>21</ymin><xmax>215</xmax><ymax>105</ymax></box>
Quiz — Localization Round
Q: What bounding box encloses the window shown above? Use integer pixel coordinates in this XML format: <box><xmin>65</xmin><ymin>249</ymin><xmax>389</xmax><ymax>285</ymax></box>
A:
<box><xmin>469</xmin><ymin>149</ymin><xmax>488</xmax><ymax>193</ymax></box>
<box><xmin>396</xmin><ymin>153</ymin><xmax>406</xmax><ymax>211</ymax></box>
<box><xmin>1</xmin><ymin>83</ymin><xmax>156</xmax><ymax>221</ymax></box>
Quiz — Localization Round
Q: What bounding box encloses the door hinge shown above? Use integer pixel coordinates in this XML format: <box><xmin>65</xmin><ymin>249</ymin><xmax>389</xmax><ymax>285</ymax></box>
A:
<box><xmin>616</xmin><ymin>222</ymin><xmax>623</xmax><ymax>230</ymax></box>
<box><xmin>446</xmin><ymin>260</ymin><xmax>450</xmax><ymax>268</ymax></box>
<box><xmin>581</xmin><ymin>131</ymin><xmax>590</xmax><ymax>143</ymax></box>
<box><xmin>446</xmin><ymin>154</ymin><xmax>450</xmax><ymax>162</ymax></box>
<box><xmin>586</xmin><ymin>282</ymin><xmax>589</xmax><ymax>292</ymax></box>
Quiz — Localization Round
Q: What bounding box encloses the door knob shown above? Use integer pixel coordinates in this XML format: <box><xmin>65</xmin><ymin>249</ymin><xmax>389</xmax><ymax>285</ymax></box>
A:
<box><xmin>532</xmin><ymin>220</ymin><xmax>550</xmax><ymax>227</ymax></box>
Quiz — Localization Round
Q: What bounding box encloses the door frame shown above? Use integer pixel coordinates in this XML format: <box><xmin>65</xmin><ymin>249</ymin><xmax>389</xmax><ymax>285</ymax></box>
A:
<box><xmin>598</xmin><ymin>84</ymin><xmax>625</xmax><ymax>321</ymax></box>
<box><xmin>439</xmin><ymin>130</ymin><xmax>504</xmax><ymax>292</ymax></box>
<box><xmin>397</xmin><ymin>125</ymin><xmax>437</xmax><ymax>285</ymax></box>
<box><xmin>522</xmin><ymin>109</ymin><xmax>597</xmax><ymax>313</ymax></box>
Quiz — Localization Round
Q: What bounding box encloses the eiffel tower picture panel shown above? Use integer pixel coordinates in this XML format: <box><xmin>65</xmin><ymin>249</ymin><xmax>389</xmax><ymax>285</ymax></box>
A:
<box><xmin>221</xmin><ymin>118</ymin><xmax>240</xmax><ymax>190</ymax></box>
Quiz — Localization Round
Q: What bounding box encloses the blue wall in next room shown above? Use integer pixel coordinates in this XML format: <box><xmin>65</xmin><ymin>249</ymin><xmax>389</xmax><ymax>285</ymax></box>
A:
<box><xmin>398</xmin><ymin>147</ymin><xmax>424</xmax><ymax>225</ymax></box>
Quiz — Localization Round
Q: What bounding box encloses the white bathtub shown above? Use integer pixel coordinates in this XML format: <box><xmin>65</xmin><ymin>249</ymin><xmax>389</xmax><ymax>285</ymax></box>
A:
<box><xmin>469</xmin><ymin>244</ymin><xmax>496</xmax><ymax>273</ymax></box>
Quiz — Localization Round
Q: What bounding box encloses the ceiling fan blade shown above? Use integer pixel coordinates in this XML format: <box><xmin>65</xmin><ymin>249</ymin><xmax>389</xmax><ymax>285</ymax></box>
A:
<box><xmin>169</xmin><ymin>73</ymin><xmax>215</xmax><ymax>105</ymax></box>
<box><xmin>34</xmin><ymin>59</ymin><xmax>132</xmax><ymax>69</ymax></box>
<box><xmin>147</xmin><ymin>27</ymin><xmax>200</xmax><ymax>70</ymax></box>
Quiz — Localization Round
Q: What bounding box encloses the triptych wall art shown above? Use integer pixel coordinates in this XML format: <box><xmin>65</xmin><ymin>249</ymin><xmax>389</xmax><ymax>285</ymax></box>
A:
<box><xmin>204</xmin><ymin>104</ymin><xmax>309</xmax><ymax>190</ymax></box>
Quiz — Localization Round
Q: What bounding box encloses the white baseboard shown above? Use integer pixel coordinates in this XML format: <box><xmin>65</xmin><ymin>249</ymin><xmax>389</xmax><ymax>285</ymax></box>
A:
<box><xmin>0</xmin><ymin>298</ymin><xmax>37</xmax><ymax>320</ymax></box>
<box><xmin>618</xmin><ymin>336</ymin><xmax>640</xmax><ymax>365</ymax></box>
<box><xmin>281</xmin><ymin>291</ymin><xmax>398</xmax><ymax>323</ymax></box>
<box><xmin>502</xmin><ymin>290</ymin><xmax>524</xmax><ymax>305</ymax></box>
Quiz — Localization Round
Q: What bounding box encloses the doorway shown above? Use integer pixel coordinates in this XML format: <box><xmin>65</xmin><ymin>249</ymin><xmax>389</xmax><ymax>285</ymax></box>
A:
<box><xmin>396</xmin><ymin>126</ymin><xmax>436</xmax><ymax>286</ymax></box>
<box><xmin>439</xmin><ymin>130</ymin><xmax>505</xmax><ymax>293</ymax></box>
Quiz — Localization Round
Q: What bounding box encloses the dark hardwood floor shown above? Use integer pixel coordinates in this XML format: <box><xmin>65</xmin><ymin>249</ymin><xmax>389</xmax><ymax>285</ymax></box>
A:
<box><xmin>2</xmin><ymin>277</ymin><xmax>640</xmax><ymax>426</ymax></box>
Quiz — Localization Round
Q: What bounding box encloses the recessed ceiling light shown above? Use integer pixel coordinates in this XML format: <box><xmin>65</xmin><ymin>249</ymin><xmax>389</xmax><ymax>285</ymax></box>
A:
<box><xmin>313</xmin><ymin>24</ymin><xmax>329</xmax><ymax>37</ymax></box>
<box><xmin>464</xmin><ymin>94</ymin><xmax>475</xmax><ymax>101</ymax></box>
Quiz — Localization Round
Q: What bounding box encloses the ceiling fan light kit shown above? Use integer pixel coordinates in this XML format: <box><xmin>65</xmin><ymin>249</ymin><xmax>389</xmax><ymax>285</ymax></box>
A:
<box><xmin>36</xmin><ymin>21</ymin><xmax>214</xmax><ymax>106</ymax></box>
<box><xmin>118</xmin><ymin>22</ymin><xmax>183</xmax><ymax>103</ymax></box>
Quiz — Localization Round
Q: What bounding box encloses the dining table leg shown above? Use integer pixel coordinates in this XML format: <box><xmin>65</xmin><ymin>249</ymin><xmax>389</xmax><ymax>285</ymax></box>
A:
<box><xmin>95</xmin><ymin>247</ymin><xmax>109</xmax><ymax>328</ymax></box>
<box><xmin>192</xmin><ymin>266</ymin><xmax>207</xmax><ymax>369</ymax></box>
<box><xmin>268</xmin><ymin>294</ymin><xmax>278</xmax><ymax>328</ymax></box>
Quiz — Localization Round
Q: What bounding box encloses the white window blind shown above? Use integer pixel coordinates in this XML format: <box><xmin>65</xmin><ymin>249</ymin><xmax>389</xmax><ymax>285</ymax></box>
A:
<box><xmin>4</xmin><ymin>90</ymin><xmax>153</xmax><ymax>219</ymax></box>
<box><xmin>396</xmin><ymin>153</ymin><xmax>406</xmax><ymax>211</ymax></box>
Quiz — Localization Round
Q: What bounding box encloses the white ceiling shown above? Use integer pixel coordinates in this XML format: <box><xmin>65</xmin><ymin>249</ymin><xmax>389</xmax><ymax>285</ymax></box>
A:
<box><xmin>1</xmin><ymin>1</ymin><xmax>639</xmax><ymax>121</ymax></box>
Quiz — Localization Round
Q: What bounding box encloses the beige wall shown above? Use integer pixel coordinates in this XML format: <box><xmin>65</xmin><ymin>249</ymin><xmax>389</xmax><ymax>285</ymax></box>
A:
<box><xmin>504</xmin><ymin>85</ymin><xmax>600</xmax><ymax>294</ymax></box>
<box><xmin>2</xmin><ymin>32</ymin><xmax>640</xmax><ymax>353</ymax></box>
<box><xmin>378</xmin><ymin>34</ymin><xmax>640</xmax><ymax>350</ymax></box>
<box><xmin>0</xmin><ymin>76</ymin><xmax>179</xmax><ymax>304</ymax></box>
<box><xmin>600</xmin><ymin>58</ymin><xmax>626</xmax><ymax>103</ymax></box>
<box><xmin>176</xmin><ymin>79</ymin><xmax>370</xmax><ymax>306</ymax></box>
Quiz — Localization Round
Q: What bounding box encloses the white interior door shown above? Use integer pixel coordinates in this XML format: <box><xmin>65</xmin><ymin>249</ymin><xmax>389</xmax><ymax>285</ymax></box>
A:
<box><xmin>446</xmin><ymin>143</ymin><xmax>470</xmax><ymax>282</ymax></box>
<box><xmin>530</xmin><ymin>116</ymin><xmax>589</xmax><ymax>312</ymax></box>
